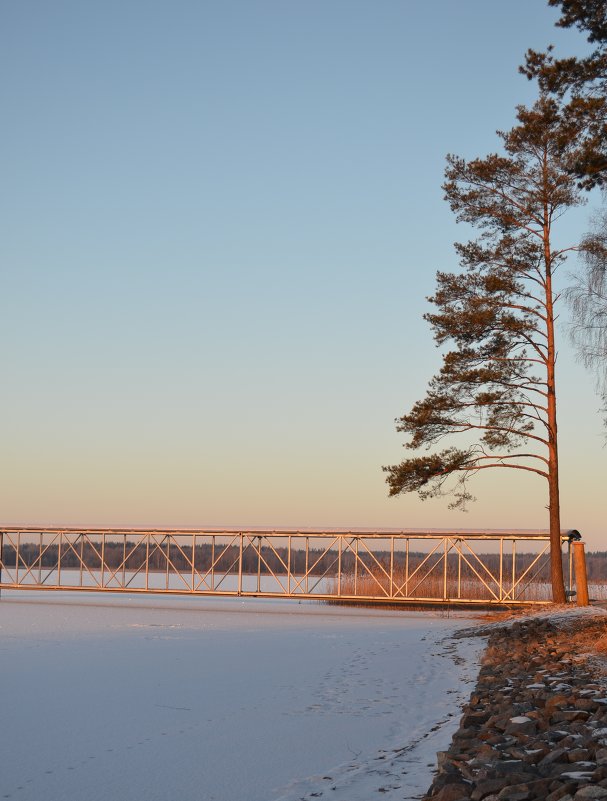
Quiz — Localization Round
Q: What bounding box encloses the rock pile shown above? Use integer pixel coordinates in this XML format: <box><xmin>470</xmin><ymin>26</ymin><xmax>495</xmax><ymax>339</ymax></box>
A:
<box><xmin>423</xmin><ymin>613</ymin><xmax>607</xmax><ymax>801</ymax></box>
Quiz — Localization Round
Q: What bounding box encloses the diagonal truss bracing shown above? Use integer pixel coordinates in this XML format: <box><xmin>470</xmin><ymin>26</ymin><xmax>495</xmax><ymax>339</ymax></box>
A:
<box><xmin>0</xmin><ymin>527</ymin><xmax>576</xmax><ymax>605</ymax></box>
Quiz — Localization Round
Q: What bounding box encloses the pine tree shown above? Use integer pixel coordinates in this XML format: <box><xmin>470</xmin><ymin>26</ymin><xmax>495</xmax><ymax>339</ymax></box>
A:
<box><xmin>523</xmin><ymin>1</ymin><xmax>607</xmax><ymax>424</ymax></box>
<box><xmin>384</xmin><ymin>97</ymin><xmax>587</xmax><ymax>603</ymax></box>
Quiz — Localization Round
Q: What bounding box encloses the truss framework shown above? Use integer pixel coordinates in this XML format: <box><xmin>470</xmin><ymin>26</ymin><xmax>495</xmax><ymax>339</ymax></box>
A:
<box><xmin>0</xmin><ymin>528</ymin><xmax>575</xmax><ymax>605</ymax></box>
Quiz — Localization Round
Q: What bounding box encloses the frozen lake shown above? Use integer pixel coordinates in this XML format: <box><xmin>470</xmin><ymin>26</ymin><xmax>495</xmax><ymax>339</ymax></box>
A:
<box><xmin>0</xmin><ymin>591</ymin><xmax>485</xmax><ymax>801</ymax></box>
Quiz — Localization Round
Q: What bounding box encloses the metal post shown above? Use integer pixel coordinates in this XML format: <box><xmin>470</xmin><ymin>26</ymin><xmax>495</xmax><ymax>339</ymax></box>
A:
<box><xmin>211</xmin><ymin>536</ymin><xmax>215</xmax><ymax>590</ymax></box>
<box><xmin>568</xmin><ymin>539</ymin><xmax>573</xmax><ymax>602</ymax></box>
<box><xmin>499</xmin><ymin>538</ymin><xmax>503</xmax><ymax>601</ymax></box>
<box><xmin>101</xmin><ymin>533</ymin><xmax>106</xmax><ymax>588</ymax></box>
<box><xmin>238</xmin><ymin>534</ymin><xmax>243</xmax><ymax>596</ymax></box>
<box><xmin>512</xmin><ymin>539</ymin><xmax>516</xmax><ymax>600</ymax></box>
<box><xmin>191</xmin><ymin>533</ymin><xmax>196</xmax><ymax>591</ymax></box>
<box><xmin>257</xmin><ymin>536</ymin><xmax>261</xmax><ymax>593</ymax></box>
<box><xmin>457</xmin><ymin>542</ymin><xmax>461</xmax><ymax>599</ymax></box>
<box><xmin>337</xmin><ymin>537</ymin><xmax>342</xmax><ymax>597</ymax></box>
<box><xmin>443</xmin><ymin>538</ymin><xmax>448</xmax><ymax>600</ymax></box>
<box><xmin>57</xmin><ymin>531</ymin><xmax>62</xmax><ymax>587</ymax></box>
<box><xmin>390</xmin><ymin>537</ymin><xmax>394</xmax><ymax>599</ymax></box>
<box><xmin>165</xmin><ymin>535</ymin><xmax>170</xmax><ymax>590</ymax></box>
<box><xmin>145</xmin><ymin>534</ymin><xmax>150</xmax><ymax>591</ymax></box>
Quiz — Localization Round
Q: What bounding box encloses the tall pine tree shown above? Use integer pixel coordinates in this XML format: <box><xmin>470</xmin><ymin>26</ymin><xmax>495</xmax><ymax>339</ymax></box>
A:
<box><xmin>523</xmin><ymin>1</ymin><xmax>607</xmax><ymax>422</ymax></box>
<box><xmin>384</xmin><ymin>97</ymin><xmax>587</xmax><ymax>603</ymax></box>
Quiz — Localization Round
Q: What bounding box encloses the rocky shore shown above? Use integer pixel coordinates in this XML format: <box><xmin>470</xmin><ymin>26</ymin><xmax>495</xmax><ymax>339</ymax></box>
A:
<box><xmin>423</xmin><ymin>610</ymin><xmax>607</xmax><ymax>801</ymax></box>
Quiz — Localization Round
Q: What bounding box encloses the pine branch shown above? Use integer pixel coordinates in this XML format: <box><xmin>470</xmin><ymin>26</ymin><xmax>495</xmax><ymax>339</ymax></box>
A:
<box><xmin>501</xmin><ymin>302</ymin><xmax>548</xmax><ymax>322</ymax></box>
<box><xmin>473</xmin><ymin>452</ymin><xmax>549</xmax><ymax>466</ymax></box>
<box><xmin>458</xmin><ymin>462</ymin><xmax>549</xmax><ymax>479</ymax></box>
<box><xmin>435</xmin><ymin>420</ymin><xmax>549</xmax><ymax>447</ymax></box>
<box><xmin>489</xmin><ymin>356</ymin><xmax>547</xmax><ymax>365</ymax></box>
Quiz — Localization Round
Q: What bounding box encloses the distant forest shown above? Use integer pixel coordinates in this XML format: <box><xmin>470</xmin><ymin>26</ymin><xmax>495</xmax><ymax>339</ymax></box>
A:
<box><xmin>2</xmin><ymin>541</ymin><xmax>606</xmax><ymax>580</ymax></box>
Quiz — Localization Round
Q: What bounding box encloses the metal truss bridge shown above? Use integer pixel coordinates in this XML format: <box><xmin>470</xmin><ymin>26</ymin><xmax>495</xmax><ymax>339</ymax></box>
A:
<box><xmin>0</xmin><ymin>527</ymin><xmax>580</xmax><ymax>606</ymax></box>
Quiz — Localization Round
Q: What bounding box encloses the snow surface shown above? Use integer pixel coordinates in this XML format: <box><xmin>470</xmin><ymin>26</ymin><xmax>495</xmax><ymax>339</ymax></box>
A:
<box><xmin>467</xmin><ymin>604</ymin><xmax>607</xmax><ymax>637</ymax></box>
<box><xmin>0</xmin><ymin>591</ymin><xmax>485</xmax><ymax>801</ymax></box>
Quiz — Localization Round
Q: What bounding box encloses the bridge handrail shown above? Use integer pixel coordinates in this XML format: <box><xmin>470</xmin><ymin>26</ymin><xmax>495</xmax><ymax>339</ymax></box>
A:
<box><xmin>0</xmin><ymin>526</ymin><xmax>573</xmax><ymax>541</ymax></box>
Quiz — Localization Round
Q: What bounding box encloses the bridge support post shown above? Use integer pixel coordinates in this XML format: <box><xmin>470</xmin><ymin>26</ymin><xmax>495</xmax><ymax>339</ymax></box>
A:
<box><xmin>573</xmin><ymin>542</ymin><xmax>589</xmax><ymax>607</ymax></box>
<box><xmin>238</xmin><ymin>534</ymin><xmax>243</xmax><ymax>596</ymax></box>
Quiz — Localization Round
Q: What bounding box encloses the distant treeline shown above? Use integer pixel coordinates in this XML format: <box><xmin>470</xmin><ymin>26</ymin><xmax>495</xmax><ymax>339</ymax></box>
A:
<box><xmin>1</xmin><ymin>541</ymin><xmax>344</xmax><ymax>576</ymax></box>
<box><xmin>3</xmin><ymin>540</ymin><xmax>605</xmax><ymax>580</ymax></box>
<box><xmin>579</xmin><ymin>552</ymin><xmax>607</xmax><ymax>581</ymax></box>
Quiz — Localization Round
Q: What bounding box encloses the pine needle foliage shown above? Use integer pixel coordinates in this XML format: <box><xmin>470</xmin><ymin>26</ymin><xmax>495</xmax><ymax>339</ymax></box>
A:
<box><xmin>384</xmin><ymin>96</ymin><xmax>587</xmax><ymax>602</ymax></box>
<box><xmin>522</xmin><ymin>0</ymin><xmax>607</xmax><ymax>188</ymax></box>
<box><xmin>524</xmin><ymin>1</ymin><xmax>607</xmax><ymax>426</ymax></box>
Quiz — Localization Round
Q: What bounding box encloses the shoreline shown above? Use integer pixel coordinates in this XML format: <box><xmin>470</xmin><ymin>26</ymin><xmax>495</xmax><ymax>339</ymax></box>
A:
<box><xmin>422</xmin><ymin>608</ymin><xmax>607</xmax><ymax>801</ymax></box>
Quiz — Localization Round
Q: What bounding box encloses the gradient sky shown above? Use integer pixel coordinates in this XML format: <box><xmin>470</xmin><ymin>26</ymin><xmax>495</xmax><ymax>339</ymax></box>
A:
<box><xmin>3</xmin><ymin>1</ymin><xmax>606</xmax><ymax>546</ymax></box>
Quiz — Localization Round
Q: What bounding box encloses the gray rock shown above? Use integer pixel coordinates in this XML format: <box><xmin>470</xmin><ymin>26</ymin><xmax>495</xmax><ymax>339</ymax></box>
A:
<box><xmin>432</xmin><ymin>783</ymin><xmax>471</xmax><ymax>801</ymax></box>
<box><xmin>573</xmin><ymin>788</ymin><xmax>607</xmax><ymax>800</ymax></box>
<box><xmin>497</xmin><ymin>789</ymin><xmax>531</xmax><ymax>801</ymax></box>
<box><xmin>538</xmin><ymin>748</ymin><xmax>569</xmax><ymax>767</ymax></box>
<box><xmin>505</xmin><ymin>718</ymin><xmax>538</xmax><ymax>737</ymax></box>
<box><xmin>423</xmin><ymin>616</ymin><xmax>607</xmax><ymax>801</ymax></box>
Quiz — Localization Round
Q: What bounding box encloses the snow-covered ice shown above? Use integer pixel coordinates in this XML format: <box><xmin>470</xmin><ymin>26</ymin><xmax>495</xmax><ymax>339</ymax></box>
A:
<box><xmin>0</xmin><ymin>592</ymin><xmax>485</xmax><ymax>801</ymax></box>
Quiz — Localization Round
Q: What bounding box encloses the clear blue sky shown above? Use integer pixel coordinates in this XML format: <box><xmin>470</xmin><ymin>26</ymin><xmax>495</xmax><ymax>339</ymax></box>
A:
<box><xmin>2</xmin><ymin>1</ymin><xmax>605</xmax><ymax>546</ymax></box>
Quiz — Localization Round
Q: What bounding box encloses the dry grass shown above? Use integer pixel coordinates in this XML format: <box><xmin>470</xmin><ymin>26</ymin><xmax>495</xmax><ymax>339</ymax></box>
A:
<box><xmin>328</xmin><ymin>569</ymin><xmax>552</xmax><ymax>606</ymax></box>
<box><xmin>327</xmin><ymin>567</ymin><xmax>607</xmax><ymax>608</ymax></box>
<box><xmin>564</xmin><ymin>618</ymin><xmax>607</xmax><ymax>656</ymax></box>
<box><xmin>471</xmin><ymin>608</ymin><xmax>527</xmax><ymax>623</ymax></box>
<box><xmin>590</xmin><ymin>584</ymin><xmax>607</xmax><ymax>602</ymax></box>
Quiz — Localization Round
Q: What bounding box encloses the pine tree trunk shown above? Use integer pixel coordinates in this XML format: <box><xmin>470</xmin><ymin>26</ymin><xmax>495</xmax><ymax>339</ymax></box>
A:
<box><xmin>548</xmin><ymin>449</ymin><xmax>566</xmax><ymax>603</ymax></box>
<box><xmin>546</xmin><ymin>292</ymin><xmax>565</xmax><ymax>602</ymax></box>
<box><xmin>544</xmin><ymin>192</ymin><xmax>566</xmax><ymax>604</ymax></box>
<box><xmin>547</xmin><ymin>375</ymin><xmax>565</xmax><ymax>602</ymax></box>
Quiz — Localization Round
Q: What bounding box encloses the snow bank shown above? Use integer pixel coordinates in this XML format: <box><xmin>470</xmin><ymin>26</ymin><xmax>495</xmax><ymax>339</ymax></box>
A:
<box><xmin>461</xmin><ymin>604</ymin><xmax>607</xmax><ymax>640</ymax></box>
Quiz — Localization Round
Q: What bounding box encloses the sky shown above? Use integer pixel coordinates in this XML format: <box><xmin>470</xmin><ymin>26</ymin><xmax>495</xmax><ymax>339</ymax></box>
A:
<box><xmin>2</xmin><ymin>1</ymin><xmax>606</xmax><ymax>547</ymax></box>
